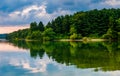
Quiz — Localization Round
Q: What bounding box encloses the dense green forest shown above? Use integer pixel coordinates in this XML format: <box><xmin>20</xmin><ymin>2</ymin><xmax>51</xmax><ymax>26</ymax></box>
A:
<box><xmin>7</xmin><ymin>8</ymin><xmax>120</xmax><ymax>41</ymax></box>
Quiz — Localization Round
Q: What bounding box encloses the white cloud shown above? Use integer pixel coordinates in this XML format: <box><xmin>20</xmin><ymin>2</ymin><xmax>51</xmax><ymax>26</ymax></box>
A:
<box><xmin>105</xmin><ymin>0</ymin><xmax>120</xmax><ymax>6</ymax></box>
<box><xmin>88</xmin><ymin>0</ymin><xmax>120</xmax><ymax>10</ymax></box>
<box><xmin>8</xmin><ymin>5</ymin><xmax>44</xmax><ymax>20</ymax></box>
<box><xmin>21</xmin><ymin>5</ymin><xmax>46</xmax><ymax>17</ymax></box>
<box><xmin>3</xmin><ymin>0</ymin><xmax>120</xmax><ymax>26</ymax></box>
<box><xmin>0</xmin><ymin>2</ymin><xmax>72</xmax><ymax>26</ymax></box>
<box><xmin>9</xmin><ymin>11</ymin><xmax>21</xmax><ymax>17</ymax></box>
<box><xmin>0</xmin><ymin>52</ymin><xmax>52</xmax><ymax>73</ymax></box>
<box><xmin>35</xmin><ymin>7</ymin><xmax>73</xmax><ymax>24</ymax></box>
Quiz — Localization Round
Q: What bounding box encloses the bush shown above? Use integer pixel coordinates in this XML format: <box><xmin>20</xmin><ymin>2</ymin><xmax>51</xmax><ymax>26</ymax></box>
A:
<box><xmin>102</xmin><ymin>34</ymin><xmax>112</xmax><ymax>40</ymax></box>
<box><xmin>77</xmin><ymin>34</ymin><xmax>82</xmax><ymax>39</ymax></box>
<box><xmin>70</xmin><ymin>33</ymin><xmax>78</xmax><ymax>40</ymax></box>
<box><xmin>26</xmin><ymin>31</ymin><xmax>42</xmax><ymax>40</ymax></box>
<box><xmin>118</xmin><ymin>32</ymin><xmax>120</xmax><ymax>40</ymax></box>
<box><xmin>43</xmin><ymin>36</ymin><xmax>51</xmax><ymax>41</ymax></box>
<box><xmin>42</xmin><ymin>28</ymin><xmax>55</xmax><ymax>41</ymax></box>
<box><xmin>82</xmin><ymin>37</ymin><xmax>91</xmax><ymax>41</ymax></box>
<box><xmin>89</xmin><ymin>33</ymin><xmax>99</xmax><ymax>38</ymax></box>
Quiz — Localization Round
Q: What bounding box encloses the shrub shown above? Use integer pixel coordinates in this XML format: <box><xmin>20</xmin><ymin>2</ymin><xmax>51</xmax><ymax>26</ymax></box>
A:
<box><xmin>102</xmin><ymin>34</ymin><xmax>112</xmax><ymax>40</ymax></box>
<box><xmin>82</xmin><ymin>37</ymin><xmax>91</xmax><ymax>41</ymax></box>
<box><xmin>70</xmin><ymin>33</ymin><xmax>78</xmax><ymax>40</ymax></box>
<box><xmin>43</xmin><ymin>36</ymin><xmax>51</xmax><ymax>41</ymax></box>
<box><xmin>42</xmin><ymin>28</ymin><xmax>55</xmax><ymax>41</ymax></box>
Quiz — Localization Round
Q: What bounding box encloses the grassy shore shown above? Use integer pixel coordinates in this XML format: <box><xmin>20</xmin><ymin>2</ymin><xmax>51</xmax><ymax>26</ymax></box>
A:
<box><xmin>10</xmin><ymin>38</ymin><xmax>108</xmax><ymax>42</ymax></box>
<box><xmin>54</xmin><ymin>39</ymin><xmax>107</xmax><ymax>42</ymax></box>
<box><xmin>88</xmin><ymin>39</ymin><xmax>108</xmax><ymax>42</ymax></box>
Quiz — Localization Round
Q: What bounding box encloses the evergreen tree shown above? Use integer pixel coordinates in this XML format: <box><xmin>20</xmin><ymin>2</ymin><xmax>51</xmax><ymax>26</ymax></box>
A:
<box><xmin>38</xmin><ymin>21</ymin><xmax>44</xmax><ymax>31</ymax></box>
<box><xmin>30</xmin><ymin>22</ymin><xmax>37</xmax><ymax>31</ymax></box>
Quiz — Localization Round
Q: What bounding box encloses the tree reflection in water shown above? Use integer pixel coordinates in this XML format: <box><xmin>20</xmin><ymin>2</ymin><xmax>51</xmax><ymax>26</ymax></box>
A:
<box><xmin>9</xmin><ymin>40</ymin><xmax>120</xmax><ymax>72</ymax></box>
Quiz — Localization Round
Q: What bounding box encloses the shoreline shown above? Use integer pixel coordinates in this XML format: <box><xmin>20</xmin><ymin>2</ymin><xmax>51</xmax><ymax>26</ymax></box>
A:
<box><xmin>54</xmin><ymin>39</ymin><xmax>108</xmax><ymax>42</ymax></box>
<box><xmin>8</xmin><ymin>38</ymin><xmax>109</xmax><ymax>42</ymax></box>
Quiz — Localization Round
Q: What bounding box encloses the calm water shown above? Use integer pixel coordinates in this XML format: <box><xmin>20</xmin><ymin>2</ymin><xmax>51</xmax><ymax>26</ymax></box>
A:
<box><xmin>0</xmin><ymin>40</ymin><xmax>120</xmax><ymax>76</ymax></box>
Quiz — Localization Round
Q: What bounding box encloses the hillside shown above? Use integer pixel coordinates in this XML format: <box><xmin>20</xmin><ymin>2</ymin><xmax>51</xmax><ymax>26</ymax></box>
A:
<box><xmin>7</xmin><ymin>8</ymin><xmax>120</xmax><ymax>41</ymax></box>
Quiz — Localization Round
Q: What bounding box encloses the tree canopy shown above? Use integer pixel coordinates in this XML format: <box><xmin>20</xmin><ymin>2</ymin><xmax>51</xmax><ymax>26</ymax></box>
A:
<box><xmin>7</xmin><ymin>8</ymin><xmax>120</xmax><ymax>41</ymax></box>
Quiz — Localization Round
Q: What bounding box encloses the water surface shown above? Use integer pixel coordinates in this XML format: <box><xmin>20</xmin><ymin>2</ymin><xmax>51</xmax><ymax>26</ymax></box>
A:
<box><xmin>0</xmin><ymin>40</ymin><xmax>120</xmax><ymax>76</ymax></box>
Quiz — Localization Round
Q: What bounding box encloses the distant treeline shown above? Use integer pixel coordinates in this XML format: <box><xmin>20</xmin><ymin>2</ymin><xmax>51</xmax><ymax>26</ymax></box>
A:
<box><xmin>0</xmin><ymin>34</ymin><xmax>7</xmax><ymax>39</ymax></box>
<box><xmin>7</xmin><ymin>8</ymin><xmax>120</xmax><ymax>41</ymax></box>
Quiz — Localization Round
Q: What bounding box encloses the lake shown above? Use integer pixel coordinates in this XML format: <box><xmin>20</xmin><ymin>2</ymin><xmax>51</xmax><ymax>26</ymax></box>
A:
<box><xmin>0</xmin><ymin>40</ymin><xmax>120</xmax><ymax>76</ymax></box>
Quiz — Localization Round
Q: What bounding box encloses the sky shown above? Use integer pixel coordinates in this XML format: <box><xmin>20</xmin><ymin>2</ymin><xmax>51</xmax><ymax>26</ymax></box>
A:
<box><xmin>0</xmin><ymin>0</ymin><xmax>120</xmax><ymax>33</ymax></box>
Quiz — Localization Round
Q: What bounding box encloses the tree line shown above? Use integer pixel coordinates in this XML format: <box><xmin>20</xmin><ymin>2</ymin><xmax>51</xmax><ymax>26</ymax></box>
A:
<box><xmin>7</xmin><ymin>8</ymin><xmax>120</xmax><ymax>41</ymax></box>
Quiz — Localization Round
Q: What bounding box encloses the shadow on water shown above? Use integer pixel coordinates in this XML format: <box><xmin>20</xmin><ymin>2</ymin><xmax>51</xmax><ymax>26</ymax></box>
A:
<box><xmin>9</xmin><ymin>40</ymin><xmax>120</xmax><ymax>72</ymax></box>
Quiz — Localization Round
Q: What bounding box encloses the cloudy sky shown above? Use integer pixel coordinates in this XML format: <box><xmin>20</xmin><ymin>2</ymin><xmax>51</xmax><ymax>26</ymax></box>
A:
<box><xmin>0</xmin><ymin>0</ymin><xmax>120</xmax><ymax>33</ymax></box>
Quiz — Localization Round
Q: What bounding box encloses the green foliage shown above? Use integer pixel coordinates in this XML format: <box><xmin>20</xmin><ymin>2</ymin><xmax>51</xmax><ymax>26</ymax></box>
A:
<box><xmin>27</xmin><ymin>31</ymin><xmax>42</xmax><ymax>40</ymax></box>
<box><xmin>102</xmin><ymin>34</ymin><xmax>112</xmax><ymax>40</ymax></box>
<box><xmin>82</xmin><ymin>37</ymin><xmax>91</xmax><ymax>42</ymax></box>
<box><xmin>42</xmin><ymin>36</ymin><xmax>51</xmax><ymax>41</ymax></box>
<box><xmin>102</xmin><ymin>27</ymin><xmax>118</xmax><ymax>40</ymax></box>
<box><xmin>7</xmin><ymin>8</ymin><xmax>120</xmax><ymax>41</ymax></box>
<box><xmin>30</xmin><ymin>21</ymin><xmax>44</xmax><ymax>32</ymax></box>
<box><xmin>7</xmin><ymin>29</ymin><xmax>29</xmax><ymax>40</ymax></box>
<box><xmin>30</xmin><ymin>22</ymin><xmax>37</xmax><ymax>31</ymax></box>
<box><xmin>118</xmin><ymin>32</ymin><xmax>120</xmax><ymax>40</ymax></box>
<box><xmin>42</xmin><ymin>28</ymin><xmax>55</xmax><ymax>41</ymax></box>
<box><xmin>55</xmin><ymin>34</ymin><xmax>69</xmax><ymax>39</ymax></box>
<box><xmin>116</xmin><ymin>18</ymin><xmax>120</xmax><ymax>32</ymax></box>
<box><xmin>89</xmin><ymin>33</ymin><xmax>99</xmax><ymax>38</ymax></box>
<box><xmin>70</xmin><ymin>33</ymin><xmax>78</xmax><ymax>40</ymax></box>
<box><xmin>46</xmin><ymin>15</ymin><xmax>72</xmax><ymax>35</ymax></box>
<box><xmin>70</xmin><ymin>25</ymin><xmax>77</xmax><ymax>34</ymax></box>
<box><xmin>38</xmin><ymin>21</ymin><xmax>44</xmax><ymax>31</ymax></box>
<box><xmin>102</xmin><ymin>28</ymin><xmax>112</xmax><ymax>40</ymax></box>
<box><xmin>46</xmin><ymin>8</ymin><xmax>119</xmax><ymax>39</ymax></box>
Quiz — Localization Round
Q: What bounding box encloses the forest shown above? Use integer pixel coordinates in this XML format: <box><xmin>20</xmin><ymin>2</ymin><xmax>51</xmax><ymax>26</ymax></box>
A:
<box><xmin>7</xmin><ymin>8</ymin><xmax>120</xmax><ymax>41</ymax></box>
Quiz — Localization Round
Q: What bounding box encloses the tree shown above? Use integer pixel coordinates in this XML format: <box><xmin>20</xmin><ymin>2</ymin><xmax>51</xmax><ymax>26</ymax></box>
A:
<box><xmin>30</xmin><ymin>22</ymin><xmax>37</xmax><ymax>31</ymax></box>
<box><xmin>46</xmin><ymin>22</ymin><xmax>52</xmax><ymax>28</ymax></box>
<box><xmin>7</xmin><ymin>8</ymin><xmax>120</xmax><ymax>41</ymax></box>
<box><xmin>42</xmin><ymin>28</ymin><xmax>55</xmax><ymax>41</ymax></box>
<box><xmin>116</xmin><ymin>18</ymin><xmax>120</xmax><ymax>32</ymax></box>
<box><xmin>108</xmin><ymin>17</ymin><xmax>114</xmax><ymax>28</ymax></box>
<box><xmin>27</xmin><ymin>31</ymin><xmax>42</xmax><ymax>40</ymax></box>
<box><xmin>38</xmin><ymin>21</ymin><xmax>44</xmax><ymax>31</ymax></box>
<box><xmin>70</xmin><ymin>24</ymin><xmax>77</xmax><ymax>35</ymax></box>
<box><xmin>70</xmin><ymin>33</ymin><xmax>78</xmax><ymax>40</ymax></box>
<box><xmin>108</xmin><ymin>17</ymin><xmax>118</xmax><ymax>40</ymax></box>
<box><xmin>62</xmin><ymin>15</ymin><xmax>71</xmax><ymax>34</ymax></box>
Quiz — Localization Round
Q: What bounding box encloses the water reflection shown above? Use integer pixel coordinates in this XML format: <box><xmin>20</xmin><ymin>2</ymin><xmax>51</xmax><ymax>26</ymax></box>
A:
<box><xmin>0</xmin><ymin>40</ymin><xmax>120</xmax><ymax>76</ymax></box>
<box><xmin>10</xmin><ymin>40</ymin><xmax>120</xmax><ymax>71</ymax></box>
<box><xmin>0</xmin><ymin>41</ymin><xmax>52</xmax><ymax>74</ymax></box>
